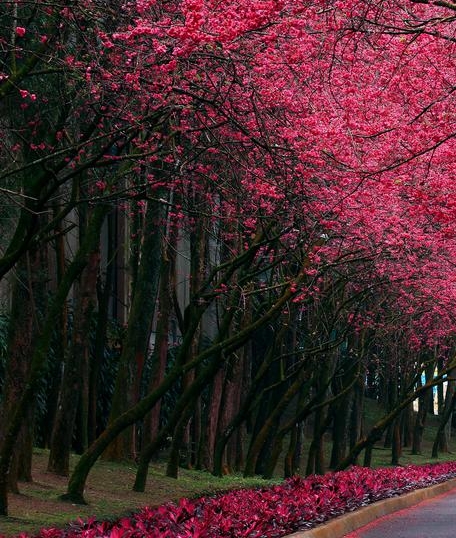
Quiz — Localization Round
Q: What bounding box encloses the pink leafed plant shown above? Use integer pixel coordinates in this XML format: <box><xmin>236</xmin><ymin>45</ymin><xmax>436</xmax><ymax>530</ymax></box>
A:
<box><xmin>10</xmin><ymin>462</ymin><xmax>456</xmax><ymax>538</ymax></box>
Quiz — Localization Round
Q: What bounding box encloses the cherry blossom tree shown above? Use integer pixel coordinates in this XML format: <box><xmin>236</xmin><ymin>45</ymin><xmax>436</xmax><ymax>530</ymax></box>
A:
<box><xmin>3</xmin><ymin>0</ymin><xmax>456</xmax><ymax>514</ymax></box>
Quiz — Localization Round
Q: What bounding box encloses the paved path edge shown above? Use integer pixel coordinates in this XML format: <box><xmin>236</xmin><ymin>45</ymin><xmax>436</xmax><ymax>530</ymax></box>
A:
<box><xmin>284</xmin><ymin>476</ymin><xmax>456</xmax><ymax>538</ymax></box>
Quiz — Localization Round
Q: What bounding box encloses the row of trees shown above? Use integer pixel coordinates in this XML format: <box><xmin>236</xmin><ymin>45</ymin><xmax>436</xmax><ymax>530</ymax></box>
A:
<box><xmin>1</xmin><ymin>0</ymin><xmax>456</xmax><ymax>517</ymax></box>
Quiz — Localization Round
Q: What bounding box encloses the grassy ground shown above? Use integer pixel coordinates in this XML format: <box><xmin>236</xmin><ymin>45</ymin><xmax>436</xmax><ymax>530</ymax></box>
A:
<box><xmin>0</xmin><ymin>450</ymin><xmax>280</xmax><ymax>537</ymax></box>
<box><xmin>1</xmin><ymin>401</ymin><xmax>455</xmax><ymax>537</ymax></box>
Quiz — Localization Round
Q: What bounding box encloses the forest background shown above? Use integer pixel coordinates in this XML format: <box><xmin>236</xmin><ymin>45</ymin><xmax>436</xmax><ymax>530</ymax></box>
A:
<box><xmin>2</xmin><ymin>0</ymin><xmax>456</xmax><ymax>525</ymax></box>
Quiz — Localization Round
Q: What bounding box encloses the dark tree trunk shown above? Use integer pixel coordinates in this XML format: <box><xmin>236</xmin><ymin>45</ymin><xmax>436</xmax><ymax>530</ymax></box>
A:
<box><xmin>401</xmin><ymin>403</ymin><xmax>413</xmax><ymax>448</ymax></box>
<box><xmin>425</xmin><ymin>362</ymin><xmax>436</xmax><ymax>415</ymax></box>
<box><xmin>244</xmin><ymin>371</ymin><xmax>301</xmax><ymax>477</ymax></box>
<box><xmin>89</xmin><ymin>212</ymin><xmax>115</xmax><ymax>445</ymax></box>
<box><xmin>103</xmin><ymin>200</ymin><xmax>163</xmax><ymax>461</ymax></box>
<box><xmin>141</xmin><ymin>215</ymin><xmax>177</xmax><ymax>450</ymax></box>
<box><xmin>350</xmin><ymin>375</ymin><xmax>364</xmax><ymax>454</ymax></box>
<box><xmin>200</xmin><ymin>369</ymin><xmax>224</xmax><ymax>470</ymax></box>
<box><xmin>412</xmin><ymin>377</ymin><xmax>427</xmax><ymax>455</ymax></box>
<box><xmin>284</xmin><ymin>424</ymin><xmax>299</xmax><ymax>478</ymax></box>
<box><xmin>306</xmin><ymin>404</ymin><xmax>331</xmax><ymax>476</ymax></box>
<box><xmin>48</xmin><ymin>245</ymin><xmax>101</xmax><ymax>475</ymax></box>
<box><xmin>432</xmin><ymin>374</ymin><xmax>456</xmax><ymax>458</ymax></box>
<box><xmin>329</xmin><ymin>356</ymin><xmax>358</xmax><ymax>469</ymax></box>
<box><xmin>0</xmin><ymin>243</ymin><xmax>46</xmax><ymax>492</ymax></box>
<box><xmin>216</xmin><ymin>347</ymin><xmax>247</xmax><ymax>474</ymax></box>
<box><xmin>391</xmin><ymin>417</ymin><xmax>402</xmax><ymax>465</ymax></box>
<box><xmin>0</xmin><ymin>204</ymin><xmax>109</xmax><ymax>515</ymax></box>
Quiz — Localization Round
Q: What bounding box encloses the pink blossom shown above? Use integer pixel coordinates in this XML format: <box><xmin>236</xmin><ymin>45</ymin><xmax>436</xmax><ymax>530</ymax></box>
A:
<box><xmin>95</xmin><ymin>180</ymin><xmax>107</xmax><ymax>191</ymax></box>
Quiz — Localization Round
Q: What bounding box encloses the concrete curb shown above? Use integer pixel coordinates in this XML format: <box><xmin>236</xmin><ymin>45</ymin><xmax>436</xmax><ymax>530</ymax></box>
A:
<box><xmin>284</xmin><ymin>477</ymin><xmax>456</xmax><ymax>538</ymax></box>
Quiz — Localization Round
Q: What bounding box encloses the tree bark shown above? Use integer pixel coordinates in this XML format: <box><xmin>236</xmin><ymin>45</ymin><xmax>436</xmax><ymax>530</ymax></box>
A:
<box><xmin>336</xmin><ymin>364</ymin><xmax>454</xmax><ymax>472</ymax></box>
<box><xmin>0</xmin><ymin>248</ymin><xmax>42</xmax><ymax>491</ymax></box>
<box><xmin>48</xmin><ymin>242</ymin><xmax>101</xmax><ymax>475</ymax></box>
<box><xmin>432</xmin><ymin>373</ymin><xmax>456</xmax><ymax>458</ymax></box>
<box><xmin>412</xmin><ymin>376</ymin><xmax>427</xmax><ymax>455</ymax></box>
<box><xmin>103</xmin><ymin>199</ymin><xmax>163</xmax><ymax>461</ymax></box>
<box><xmin>65</xmin><ymin>229</ymin><xmax>303</xmax><ymax>502</ymax></box>
<box><xmin>89</xmin><ymin>212</ymin><xmax>115</xmax><ymax>444</ymax></box>
<box><xmin>0</xmin><ymin>204</ymin><xmax>109</xmax><ymax>515</ymax></box>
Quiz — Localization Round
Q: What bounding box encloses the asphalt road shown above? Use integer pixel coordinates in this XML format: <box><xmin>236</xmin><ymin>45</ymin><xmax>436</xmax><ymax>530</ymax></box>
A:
<box><xmin>343</xmin><ymin>488</ymin><xmax>456</xmax><ymax>538</ymax></box>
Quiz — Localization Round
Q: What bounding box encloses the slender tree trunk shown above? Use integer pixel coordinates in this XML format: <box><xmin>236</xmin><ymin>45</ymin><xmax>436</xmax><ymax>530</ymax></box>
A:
<box><xmin>329</xmin><ymin>357</ymin><xmax>358</xmax><ymax>469</ymax></box>
<box><xmin>164</xmin><ymin>279</ymin><xmax>239</xmax><ymax>479</ymax></box>
<box><xmin>200</xmin><ymin>369</ymin><xmax>224</xmax><ymax>470</ymax></box>
<box><xmin>349</xmin><ymin>374</ymin><xmax>365</xmax><ymax>456</ymax></box>
<box><xmin>216</xmin><ymin>347</ymin><xmax>247</xmax><ymax>474</ymax></box>
<box><xmin>401</xmin><ymin>403</ymin><xmax>413</xmax><ymax>448</ymax></box>
<box><xmin>432</xmin><ymin>374</ymin><xmax>456</xmax><ymax>458</ymax></box>
<box><xmin>244</xmin><ymin>364</ymin><xmax>308</xmax><ymax>478</ymax></box>
<box><xmin>306</xmin><ymin>404</ymin><xmax>331</xmax><ymax>476</ymax></box>
<box><xmin>141</xmin><ymin>213</ymin><xmax>178</xmax><ymax>449</ymax></box>
<box><xmin>0</xmin><ymin>204</ymin><xmax>109</xmax><ymax>515</ymax></box>
<box><xmin>103</xmin><ymin>200</ymin><xmax>163</xmax><ymax>461</ymax></box>
<box><xmin>425</xmin><ymin>362</ymin><xmax>436</xmax><ymax>415</ymax></box>
<box><xmin>212</xmin><ymin>247</ymin><xmax>290</xmax><ymax>477</ymax></box>
<box><xmin>48</xmin><ymin>244</ymin><xmax>101</xmax><ymax>475</ymax></box>
<box><xmin>391</xmin><ymin>417</ymin><xmax>402</xmax><ymax>465</ymax></box>
<box><xmin>89</xmin><ymin>212</ymin><xmax>115</xmax><ymax>444</ymax></box>
<box><xmin>42</xmin><ymin>211</ymin><xmax>67</xmax><ymax>449</ymax></box>
<box><xmin>412</xmin><ymin>376</ymin><xmax>427</xmax><ymax>455</ymax></box>
<box><xmin>0</xmin><ymin>249</ymin><xmax>41</xmax><ymax>491</ymax></box>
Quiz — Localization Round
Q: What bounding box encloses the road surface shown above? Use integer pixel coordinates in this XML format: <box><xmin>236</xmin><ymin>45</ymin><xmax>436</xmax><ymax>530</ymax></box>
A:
<box><xmin>344</xmin><ymin>488</ymin><xmax>456</xmax><ymax>538</ymax></box>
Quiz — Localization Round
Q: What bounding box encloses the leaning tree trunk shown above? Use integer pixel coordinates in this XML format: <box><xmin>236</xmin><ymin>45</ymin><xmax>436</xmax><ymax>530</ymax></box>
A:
<box><xmin>165</xmin><ymin>283</ymin><xmax>240</xmax><ymax>479</ymax></box>
<box><xmin>336</xmin><ymin>364</ymin><xmax>454</xmax><ymax>472</ymax></box>
<box><xmin>64</xmin><ymin>228</ymin><xmax>300</xmax><ymax>502</ymax></box>
<box><xmin>244</xmin><ymin>365</ymin><xmax>307</xmax><ymax>478</ymax></box>
<box><xmin>48</xmin><ymin>242</ymin><xmax>101</xmax><ymax>475</ymax></box>
<box><xmin>212</xmin><ymin>325</ymin><xmax>288</xmax><ymax>477</ymax></box>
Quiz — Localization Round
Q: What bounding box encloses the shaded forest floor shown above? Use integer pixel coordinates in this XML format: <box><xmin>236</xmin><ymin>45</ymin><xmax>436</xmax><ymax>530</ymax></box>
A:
<box><xmin>2</xmin><ymin>400</ymin><xmax>456</xmax><ymax>537</ymax></box>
